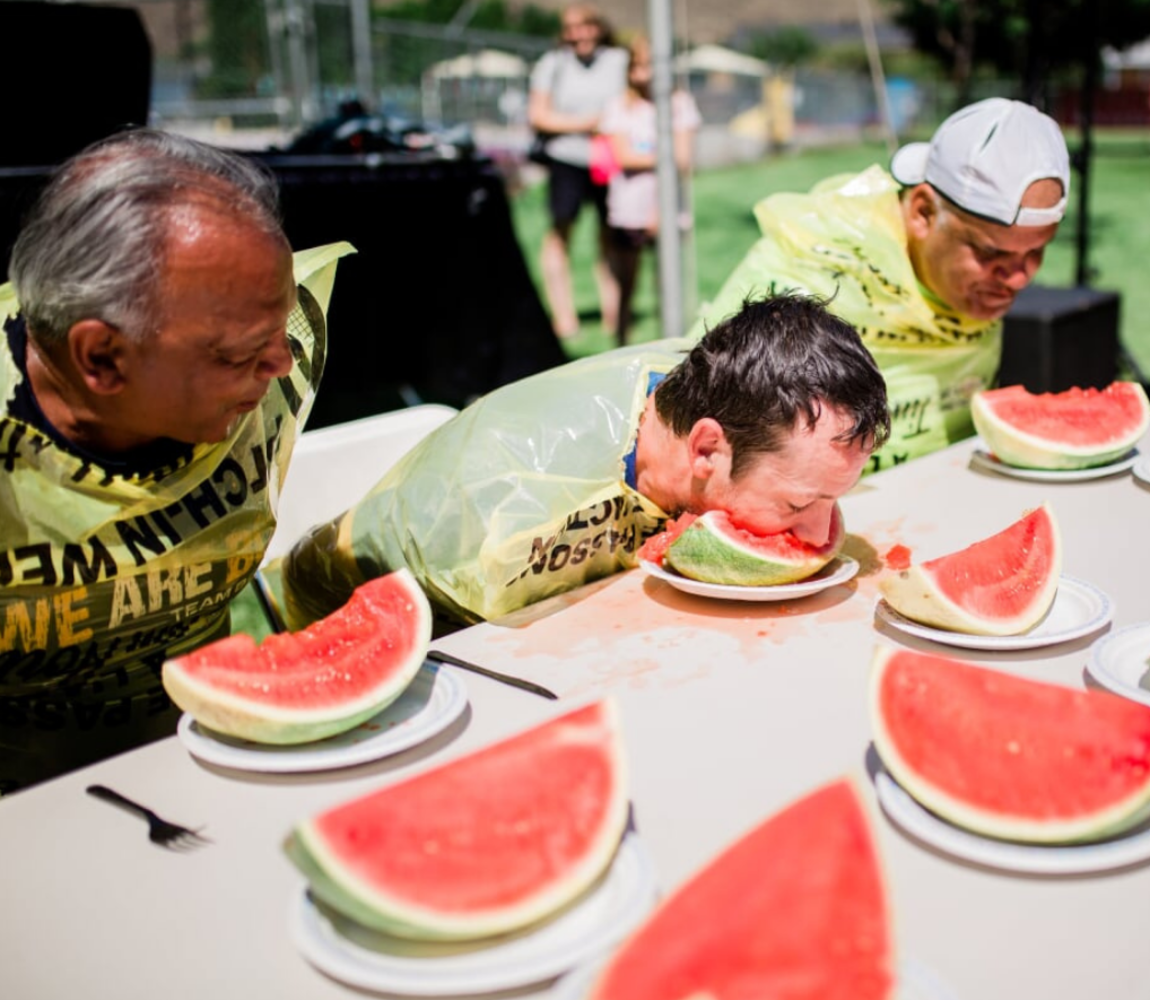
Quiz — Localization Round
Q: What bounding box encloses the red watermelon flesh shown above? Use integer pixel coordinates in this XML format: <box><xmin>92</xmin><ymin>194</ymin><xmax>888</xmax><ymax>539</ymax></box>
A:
<box><xmin>286</xmin><ymin>699</ymin><xmax>629</xmax><ymax>940</ymax></box>
<box><xmin>878</xmin><ymin>504</ymin><xmax>1061</xmax><ymax>635</ymax></box>
<box><xmin>871</xmin><ymin>647</ymin><xmax>1150</xmax><ymax>843</ymax></box>
<box><xmin>587</xmin><ymin>779</ymin><xmax>893</xmax><ymax>1000</ymax></box>
<box><xmin>162</xmin><ymin>568</ymin><xmax>432</xmax><ymax>744</ymax></box>
<box><xmin>972</xmin><ymin>381</ymin><xmax>1150</xmax><ymax>469</ymax></box>
<box><xmin>637</xmin><ymin>513</ymin><xmax>698</xmax><ymax>566</ymax></box>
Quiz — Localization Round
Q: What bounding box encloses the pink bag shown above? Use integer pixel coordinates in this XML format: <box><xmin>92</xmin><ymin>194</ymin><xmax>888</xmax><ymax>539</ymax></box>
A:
<box><xmin>589</xmin><ymin>135</ymin><xmax>621</xmax><ymax>185</ymax></box>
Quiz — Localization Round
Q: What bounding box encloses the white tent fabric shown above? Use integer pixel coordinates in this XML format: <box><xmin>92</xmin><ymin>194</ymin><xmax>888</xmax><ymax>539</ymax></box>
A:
<box><xmin>1103</xmin><ymin>38</ymin><xmax>1150</xmax><ymax>70</ymax></box>
<box><xmin>673</xmin><ymin>44</ymin><xmax>769</xmax><ymax>78</ymax></box>
<box><xmin>428</xmin><ymin>49</ymin><xmax>528</xmax><ymax>80</ymax></box>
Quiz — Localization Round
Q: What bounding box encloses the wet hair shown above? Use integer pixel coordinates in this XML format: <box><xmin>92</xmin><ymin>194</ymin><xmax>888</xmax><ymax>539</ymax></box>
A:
<box><xmin>10</xmin><ymin>127</ymin><xmax>286</xmax><ymax>345</ymax></box>
<box><xmin>654</xmin><ymin>291</ymin><xmax>890</xmax><ymax>478</ymax></box>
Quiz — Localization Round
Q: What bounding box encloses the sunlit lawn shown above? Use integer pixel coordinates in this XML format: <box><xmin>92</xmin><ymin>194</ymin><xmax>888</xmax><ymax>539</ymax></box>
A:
<box><xmin>509</xmin><ymin>131</ymin><xmax>1150</xmax><ymax>374</ymax></box>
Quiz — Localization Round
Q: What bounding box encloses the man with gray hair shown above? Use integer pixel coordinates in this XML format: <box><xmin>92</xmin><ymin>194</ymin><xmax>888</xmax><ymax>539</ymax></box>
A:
<box><xmin>691</xmin><ymin>98</ymin><xmax>1071</xmax><ymax>472</ymax></box>
<box><xmin>0</xmin><ymin>128</ymin><xmax>350</xmax><ymax>792</ymax></box>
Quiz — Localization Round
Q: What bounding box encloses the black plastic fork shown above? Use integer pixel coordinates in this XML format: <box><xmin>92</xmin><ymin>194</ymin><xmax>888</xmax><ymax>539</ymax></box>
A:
<box><xmin>87</xmin><ymin>784</ymin><xmax>212</xmax><ymax>851</ymax></box>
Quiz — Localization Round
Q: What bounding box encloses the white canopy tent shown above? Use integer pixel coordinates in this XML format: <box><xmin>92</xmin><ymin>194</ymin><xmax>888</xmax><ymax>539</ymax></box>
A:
<box><xmin>427</xmin><ymin>49</ymin><xmax>529</xmax><ymax>80</ymax></box>
<box><xmin>1103</xmin><ymin>38</ymin><xmax>1150</xmax><ymax>70</ymax></box>
<box><xmin>421</xmin><ymin>48</ymin><xmax>530</xmax><ymax>127</ymax></box>
<box><xmin>673</xmin><ymin>44</ymin><xmax>769</xmax><ymax>78</ymax></box>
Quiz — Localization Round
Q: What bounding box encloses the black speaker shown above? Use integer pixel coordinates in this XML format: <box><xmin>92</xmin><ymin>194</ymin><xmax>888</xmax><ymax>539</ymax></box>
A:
<box><xmin>1</xmin><ymin>2</ymin><xmax>151</xmax><ymax>167</ymax></box>
<box><xmin>998</xmin><ymin>284</ymin><xmax>1120</xmax><ymax>392</ymax></box>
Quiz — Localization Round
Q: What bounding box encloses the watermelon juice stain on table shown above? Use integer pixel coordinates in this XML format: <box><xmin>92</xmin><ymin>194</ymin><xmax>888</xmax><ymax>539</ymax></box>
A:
<box><xmin>472</xmin><ymin>569</ymin><xmax>869</xmax><ymax>699</ymax></box>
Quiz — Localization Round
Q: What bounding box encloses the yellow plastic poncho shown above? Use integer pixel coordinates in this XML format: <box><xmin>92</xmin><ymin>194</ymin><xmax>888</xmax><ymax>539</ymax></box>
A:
<box><xmin>281</xmin><ymin>341</ymin><xmax>688</xmax><ymax>630</ymax></box>
<box><xmin>0</xmin><ymin>242</ymin><xmax>352</xmax><ymax>792</ymax></box>
<box><xmin>689</xmin><ymin>166</ymin><xmax>1001</xmax><ymax>472</ymax></box>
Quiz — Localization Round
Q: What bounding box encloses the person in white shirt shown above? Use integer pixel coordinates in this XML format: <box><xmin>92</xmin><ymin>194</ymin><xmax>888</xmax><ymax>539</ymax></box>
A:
<box><xmin>528</xmin><ymin>4</ymin><xmax>628</xmax><ymax>339</ymax></box>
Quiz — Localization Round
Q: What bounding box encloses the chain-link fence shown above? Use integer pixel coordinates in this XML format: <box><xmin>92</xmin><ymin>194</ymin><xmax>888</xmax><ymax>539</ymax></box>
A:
<box><xmin>108</xmin><ymin>0</ymin><xmax>989</xmax><ymax>157</ymax></box>
<box><xmin>118</xmin><ymin>0</ymin><xmax>551</xmax><ymax>138</ymax></box>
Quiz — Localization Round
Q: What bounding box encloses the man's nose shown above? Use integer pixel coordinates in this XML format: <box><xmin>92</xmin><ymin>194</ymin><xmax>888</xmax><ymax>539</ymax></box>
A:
<box><xmin>996</xmin><ymin>256</ymin><xmax>1038</xmax><ymax>290</ymax></box>
<box><xmin>789</xmin><ymin>502</ymin><xmax>834</xmax><ymax>547</ymax></box>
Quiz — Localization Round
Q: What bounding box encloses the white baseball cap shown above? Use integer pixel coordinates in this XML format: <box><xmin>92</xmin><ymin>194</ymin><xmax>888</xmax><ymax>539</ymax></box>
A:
<box><xmin>890</xmin><ymin>98</ymin><xmax>1070</xmax><ymax>227</ymax></box>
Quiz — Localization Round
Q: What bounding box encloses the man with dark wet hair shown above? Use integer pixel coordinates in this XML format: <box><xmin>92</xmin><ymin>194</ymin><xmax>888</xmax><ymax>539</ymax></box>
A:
<box><xmin>281</xmin><ymin>291</ymin><xmax>889</xmax><ymax>630</ymax></box>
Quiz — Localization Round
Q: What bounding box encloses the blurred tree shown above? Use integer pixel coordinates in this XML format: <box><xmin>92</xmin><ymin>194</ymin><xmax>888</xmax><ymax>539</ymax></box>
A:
<box><xmin>201</xmin><ymin>0</ymin><xmax>269</xmax><ymax>98</ymax></box>
<box><xmin>746</xmin><ymin>26</ymin><xmax>820</xmax><ymax>67</ymax></box>
<box><xmin>379</xmin><ymin>0</ymin><xmax>558</xmax><ymax>35</ymax></box>
<box><xmin>884</xmin><ymin>0</ymin><xmax>1150</xmax><ymax>108</ymax></box>
<box><xmin>376</xmin><ymin>0</ymin><xmax>559</xmax><ymax>88</ymax></box>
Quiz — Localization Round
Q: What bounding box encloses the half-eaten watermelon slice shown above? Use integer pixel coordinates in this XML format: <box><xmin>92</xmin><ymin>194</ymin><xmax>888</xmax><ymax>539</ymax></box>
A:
<box><xmin>162</xmin><ymin>568</ymin><xmax>432</xmax><ymax>744</ymax></box>
<box><xmin>285</xmin><ymin>699</ymin><xmax>629</xmax><ymax>940</ymax></box>
<box><xmin>658</xmin><ymin>504</ymin><xmax>845</xmax><ymax>586</ymax></box>
<box><xmin>871</xmin><ymin>647</ymin><xmax>1150</xmax><ymax>843</ymax></box>
<box><xmin>586</xmin><ymin>778</ymin><xmax>894</xmax><ymax>1000</ymax></box>
<box><xmin>972</xmin><ymin>381</ymin><xmax>1150</xmax><ymax>470</ymax></box>
<box><xmin>879</xmin><ymin>504</ymin><xmax>1061</xmax><ymax>636</ymax></box>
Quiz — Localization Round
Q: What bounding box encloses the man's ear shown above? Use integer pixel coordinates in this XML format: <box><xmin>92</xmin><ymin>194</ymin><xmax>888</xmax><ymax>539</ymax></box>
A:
<box><xmin>902</xmin><ymin>184</ymin><xmax>938</xmax><ymax>242</ymax></box>
<box><xmin>686</xmin><ymin>417</ymin><xmax>729</xmax><ymax>480</ymax></box>
<box><xmin>68</xmin><ymin>320</ymin><xmax>128</xmax><ymax>395</ymax></box>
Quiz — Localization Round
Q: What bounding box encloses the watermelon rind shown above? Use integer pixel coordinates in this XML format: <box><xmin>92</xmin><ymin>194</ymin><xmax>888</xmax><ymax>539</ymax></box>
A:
<box><xmin>972</xmin><ymin>382</ymin><xmax>1150</xmax><ymax>470</ymax></box>
<box><xmin>878</xmin><ymin>504</ymin><xmax>1061</xmax><ymax>636</ymax></box>
<box><xmin>664</xmin><ymin>505</ymin><xmax>845</xmax><ymax>586</ymax></box>
<box><xmin>162</xmin><ymin>568</ymin><xmax>432</xmax><ymax>744</ymax></box>
<box><xmin>285</xmin><ymin>700</ymin><xmax>630</xmax><ymax>941</ymax></box>
<box><xmin>586</xmin><ymin>778</ymin><xmax>894</xmax><ymax>1000</ymax></box>
<box><xmin>870</xmin><ymin>647</ymin><xmax>1150</xmax><ymax>844</ymax></box>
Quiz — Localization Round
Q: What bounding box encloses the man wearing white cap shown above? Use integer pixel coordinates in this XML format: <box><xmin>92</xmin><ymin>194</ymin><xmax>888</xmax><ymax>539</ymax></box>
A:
<box><xmin>690</xmin><ymin>98</ymin><xmax>1071</xmax><ymax>472</ymax></box>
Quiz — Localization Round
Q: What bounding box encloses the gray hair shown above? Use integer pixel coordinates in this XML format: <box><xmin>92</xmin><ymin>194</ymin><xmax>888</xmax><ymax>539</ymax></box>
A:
<box><xmin>10</xmin><ymin>127</ymin><xmax>286</xmax><ymax>344</ymax></box>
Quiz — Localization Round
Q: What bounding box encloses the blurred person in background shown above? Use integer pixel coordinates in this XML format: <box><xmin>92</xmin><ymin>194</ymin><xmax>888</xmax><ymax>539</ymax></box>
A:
<box><xmin>599</xmin><ymin>34</ymin><xmax>701</xmax><ymax>345</ymax></box>
<box><xmin>691</xmin><ymin>98</ymin><xmax>1069</xmax><ymax>473</ymax></box>
<box><xmin>528</xmin><ymin>3</ymin><xmax>628</xmax><ymax>339</ymax></box>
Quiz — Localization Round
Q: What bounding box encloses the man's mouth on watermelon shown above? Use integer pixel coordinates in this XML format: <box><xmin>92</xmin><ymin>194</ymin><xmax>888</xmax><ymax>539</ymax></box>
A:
<box><xmin>689</xmin><ymin>404</ymin><xmax>871</xmax><ymax>546</ymax></box>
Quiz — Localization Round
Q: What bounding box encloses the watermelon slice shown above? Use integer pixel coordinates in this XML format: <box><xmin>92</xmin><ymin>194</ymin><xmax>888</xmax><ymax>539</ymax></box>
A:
<box><xmin>878</xmin><ymin>504</ymin><xmax>1061</xmax><ymax>636</ymax></box>
<box><xmin>586</xmin><ymin>778</ymin><xmax>894</xmax><ymax>1000</ymax></box>
<box><xmin>162</xmin><ymin>568</ymin><xmax>432</xmax><ymax>744</ymax></box>
<box><xmin>972</xmin><ymin>381</ymin><xmax>1150</xmax><ymax>470</ymax></box>
<box><xmin>871</xmin><ymin>647</ymin><xmax>1150</xmax><ymax>843</ymax></box>
<box><xmin>285</xmin><ymin>699</ymin><xmax>629</xmax><ymax>940</ymax></box>
<box><xmin>660</xmin><ymin>504</ymin><xmax>845</xmax><ymax>586</ymax></box>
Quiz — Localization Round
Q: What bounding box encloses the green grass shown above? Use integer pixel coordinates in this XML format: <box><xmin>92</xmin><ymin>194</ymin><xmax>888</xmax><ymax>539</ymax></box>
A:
<box><xmin>510</xmin><ymin>131</ymin><xmax>1150</xmax><ymax>373</ymax></box>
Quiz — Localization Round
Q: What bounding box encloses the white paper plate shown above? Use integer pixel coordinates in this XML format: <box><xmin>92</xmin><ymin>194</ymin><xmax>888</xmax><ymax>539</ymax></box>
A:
<box><xmin>875</xmin><ymin>771</ymin><xmax>1150</xmax><ymax>875</ymax></box>
<box><xmin>1087</xmin><ymin>622</ymin><xmax>1150</xmax><ymax>707</ymax></box>
<box><xmin>1133</xmin><ymin>453</ymin><xmax>1150</xmax><ymax>485</ymax></box>
<box><xmin>554</xmin><ymin>952</ymin><xmax>955</xmax><ymax>1000</ymax></box>
<box><xmin>640</xmin><ymin>556</ymin><xmax>859</xmax><ymax>602</ymax></box>
<box><xmin>875</xmin><ymin>576</ymin><xmax>1113</xmax><ymax>651</ymax></box>
<box><xmin>291</xmin><ymin>833</ymin><xmax>658</xmax><ymax>996</ymax></box>
<box><xmin>970</xmin><ymin>446</ymin><xmax>1138</xmax><ymax>482</ymax></box>
<box><xmin>177</xmin><ymin>660</ymin><xmax>467</xmax><ymax>773</ymax></box>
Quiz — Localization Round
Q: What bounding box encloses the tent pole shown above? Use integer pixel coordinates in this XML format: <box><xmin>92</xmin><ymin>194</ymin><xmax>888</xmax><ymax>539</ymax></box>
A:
<box><xmin>857</xmin><ymin>0</ymin><xmax>897</xmax><ymax>150</ymax></box>
<box><xmin>350</xmin><ymin>0</ymin><xmax>374</xmax><ymax>108</ymax></box>
<box><xmin>649</xmin><ymin>0</ymin><xmax>683</xmax><ymax>338</ymax></box>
